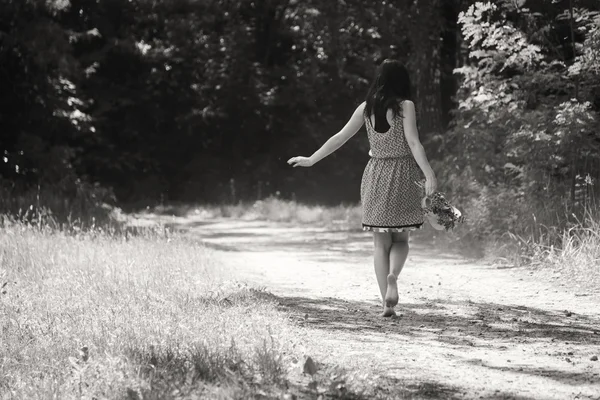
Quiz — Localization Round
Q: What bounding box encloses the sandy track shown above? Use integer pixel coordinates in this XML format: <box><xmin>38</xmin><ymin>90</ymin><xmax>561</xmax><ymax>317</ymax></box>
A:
<box><xmin>156</xmin><ymin>216</ymin><xmax>600</xmax><ymax>399</ymax></box>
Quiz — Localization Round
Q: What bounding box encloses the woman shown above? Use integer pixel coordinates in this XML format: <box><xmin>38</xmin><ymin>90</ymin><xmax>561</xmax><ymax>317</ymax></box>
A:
<box><xmin>287</xmin><ymin>59</ymin><xmax>437</xmax><ymax>317</ymax></box>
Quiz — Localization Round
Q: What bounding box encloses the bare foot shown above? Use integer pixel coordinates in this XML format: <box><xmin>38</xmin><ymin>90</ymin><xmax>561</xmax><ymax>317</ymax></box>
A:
<box><xmin>384</xmin><ymin>274</ymin><xmax>399</xmax><ymax>308</ymax></box>
<box><xmin>382</xmin><ymin>305</ymin><xmax>396</xmax><ymax>318</ymax></box>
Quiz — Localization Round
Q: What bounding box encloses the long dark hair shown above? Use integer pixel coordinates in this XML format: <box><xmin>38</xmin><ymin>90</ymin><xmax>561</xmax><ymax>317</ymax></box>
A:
<box><xmin>365</xmin><ymin>60</ymin><xmax>412</xmax><ymax>130</ymax></box>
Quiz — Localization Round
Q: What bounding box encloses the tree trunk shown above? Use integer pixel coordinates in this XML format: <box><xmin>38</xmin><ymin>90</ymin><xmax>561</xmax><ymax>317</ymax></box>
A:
<box><xmin>407</xmin><ymin>0</ymin><xmax>443</xmax><ymax>137</ymax></box>
<box><xmin>440</xmin><ymin>0</ymin><xmax>461</xmax><ymax>129</ymax></box>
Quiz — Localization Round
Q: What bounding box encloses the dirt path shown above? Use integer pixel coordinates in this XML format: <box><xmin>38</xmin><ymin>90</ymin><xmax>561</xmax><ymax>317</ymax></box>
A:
<box><xmin>153</xmin><ymin>215</ymin><xmax>600</xmax><ymax>399</ymax></box>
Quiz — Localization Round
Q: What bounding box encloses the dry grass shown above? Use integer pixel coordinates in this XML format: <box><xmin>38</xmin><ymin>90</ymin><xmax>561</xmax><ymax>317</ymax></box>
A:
<box><xmin>0</xmin><ymin>222</ymin><xmax>355</xmax><ymax>399</ymax></box>
<box><xmin>485</xmin><ymin>207</ymin><xmax>600</xmax><ymax>293</ymax></box>
<box><xmin>542</xmin><ymin>226</ymin><xmax>600</xmax><ymax>291</ymax></box>
<box><xmin>152</xmin><ymin>196</ymin><xmax>363</xmax><ymax>229</ymax></box>
<box><xmin>502</xmin><ymin>219</ymin><xmax>600</xmax><ymax>292</ymax></box>
<box><xmin>0</xmin><ymin>216</ymin><xmax>402</xmax><ymax>399</ymax></box>
<box><xmin>0</xmin><ymin>183</ymin><xmax>117</xmax><ymax>230</ymax></box>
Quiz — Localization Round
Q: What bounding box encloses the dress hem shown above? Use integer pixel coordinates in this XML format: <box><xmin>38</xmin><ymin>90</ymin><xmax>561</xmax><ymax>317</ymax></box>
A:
<box><xmin>362</xmin><ymin>223</ymin><xmax>424</xmax><ymax>233</ymax></box>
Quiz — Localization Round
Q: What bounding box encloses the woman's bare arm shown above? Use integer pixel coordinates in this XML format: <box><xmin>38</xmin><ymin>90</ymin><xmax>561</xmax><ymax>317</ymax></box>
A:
<box><xmin>288</xmin><ymin>102</ymin><xmax>366</xmax><ymax>167</ymax></box>
<box><xmin>402</xmin><ymin>100</ymin><xmax>437</xmax><ymax>195</ymax></box>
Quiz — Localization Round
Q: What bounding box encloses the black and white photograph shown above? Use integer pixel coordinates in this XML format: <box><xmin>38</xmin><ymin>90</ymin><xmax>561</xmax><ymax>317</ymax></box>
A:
<box><xmin>1</xmin><ymin>0</ymin><xmax>599</xmax><ymax>398</ymax></box>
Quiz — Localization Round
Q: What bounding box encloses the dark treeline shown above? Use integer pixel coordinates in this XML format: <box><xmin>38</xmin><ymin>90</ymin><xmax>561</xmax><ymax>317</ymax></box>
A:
<box><xmin>1</xmin><ymin>0</ymin><xmax>600</xmax><ymax>237</ymax></box>
<box><xmin>0</xmin><ymin>0</ymin><xmax>460</xmax><ymax>206</ymax></box>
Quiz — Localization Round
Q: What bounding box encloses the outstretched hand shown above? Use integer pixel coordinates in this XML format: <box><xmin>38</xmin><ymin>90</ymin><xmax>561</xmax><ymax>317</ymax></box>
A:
<box><xmin>287</xmin><ymin>156</ymin><xmax>314</xmax><ymax>168</ymax></box>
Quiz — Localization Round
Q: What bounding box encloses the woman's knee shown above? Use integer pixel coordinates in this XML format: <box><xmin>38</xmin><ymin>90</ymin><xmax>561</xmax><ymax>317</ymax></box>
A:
<box><xmin>373</xmin><ymin>232</ymin><xmax>393</xmax><ymax>250</ymax></box>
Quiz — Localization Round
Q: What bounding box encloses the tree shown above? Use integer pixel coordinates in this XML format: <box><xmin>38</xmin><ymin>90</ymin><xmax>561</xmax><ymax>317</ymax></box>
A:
<box><xmin>439</xmin><ymin>0</ymin><xmax>600</xmax><ymax>239</ymax></box>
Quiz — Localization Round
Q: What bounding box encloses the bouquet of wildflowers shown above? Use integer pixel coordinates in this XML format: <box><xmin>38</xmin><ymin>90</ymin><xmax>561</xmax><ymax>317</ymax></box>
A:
<box><xmin>416</xmin><ymin>182</ymin><xmax>465</xmax><ymax>231</ymax></box>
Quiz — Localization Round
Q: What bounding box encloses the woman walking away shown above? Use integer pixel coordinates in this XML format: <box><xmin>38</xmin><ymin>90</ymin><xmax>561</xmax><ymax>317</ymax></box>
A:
<box><xmin>288</xmin><ymin>59</ymin><xmax>437</xmax><ymax>318</ymax></box>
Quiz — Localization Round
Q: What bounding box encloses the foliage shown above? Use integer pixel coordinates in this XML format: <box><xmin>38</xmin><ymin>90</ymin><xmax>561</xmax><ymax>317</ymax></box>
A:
<box><xmin>1</xmin><ymin>0</ymin><xmax>455</xmax><ymax>207</ymax></box>
<box><xmin>436</xmin><ymin>0</ymin><xmax>600</xmax><ymax>249</ymax></box>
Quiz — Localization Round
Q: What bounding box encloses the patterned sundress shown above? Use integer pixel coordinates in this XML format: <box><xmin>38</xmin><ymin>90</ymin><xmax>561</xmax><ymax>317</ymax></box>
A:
<box><xmin>361</xmin><ymin>105</ymin><xmax>425</xmax><ymax>232</ymax></box>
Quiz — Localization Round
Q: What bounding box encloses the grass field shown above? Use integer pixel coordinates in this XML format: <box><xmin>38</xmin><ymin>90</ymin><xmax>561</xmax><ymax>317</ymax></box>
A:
<box><xmin>0</xmin><ymin>222</ymin><xmax>372</xmax><ymax>399</ymax></box>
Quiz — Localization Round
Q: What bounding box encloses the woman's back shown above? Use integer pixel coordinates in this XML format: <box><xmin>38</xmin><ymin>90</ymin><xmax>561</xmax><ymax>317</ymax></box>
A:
<box><xmin>364</xmin><ymin>103</ymin><xmax>412</xmax><ymax>159</ymax></box>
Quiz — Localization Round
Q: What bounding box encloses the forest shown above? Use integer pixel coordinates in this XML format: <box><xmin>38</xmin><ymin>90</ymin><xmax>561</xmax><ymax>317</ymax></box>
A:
<box><xmin>1</xmin><ymin>0</ymin><xmax>600</xmax><ymax>253</ymax></box>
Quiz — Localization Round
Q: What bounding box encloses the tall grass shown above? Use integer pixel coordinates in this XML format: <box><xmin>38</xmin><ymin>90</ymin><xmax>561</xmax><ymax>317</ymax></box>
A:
<box><xmin>0</xmin><ymin>181</ymin><xmax>120</xmax><ymax>230</ymax></box>
<box><xmin>498</xmin><ymin>208</ymin><xmax>600</xmax><ymax>292</ymax></box>
<box><xmin>152</xmin><ymin>196</ymin><xmax>364</xmax><ymax>229</ymax></box>
<box><xmin>0</xmin><ymin>222</ymin><xmax>305</xmax><ymax>399</ymax></box>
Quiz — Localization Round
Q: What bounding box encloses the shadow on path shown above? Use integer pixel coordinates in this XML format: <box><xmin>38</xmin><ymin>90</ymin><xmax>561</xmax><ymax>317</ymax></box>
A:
<box><xmin>462</xmin><ymin>361</ymin><xmax>598</xmax><ymax>387</ymax></box>
<box><xmin>276</xmin><ymin>295</ymin><xmax>600</xmax><ymax>345</ymax></box>
<box><xmin>271</xmin><ymin>294</ymin><xmax>600</xmax><ymax>396</ymax></box>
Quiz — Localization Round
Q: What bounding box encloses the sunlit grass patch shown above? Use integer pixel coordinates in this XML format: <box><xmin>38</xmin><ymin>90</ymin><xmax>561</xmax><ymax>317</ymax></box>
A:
<box><xmin>151</xmin><ymin>196</ymin><xmax>364</xmax><ymax>230</ymax></box>
<box><xmin>489</xmin><ymin>208</ymin><xmax>600</xmax><ymax>292</ymax></box>
<box><xmin>0</xmin><ymin>224</ymin><xmax>301</xmax><ymax>398</ymax></box>
<box><xmin>525</xmin><ymin>226</ymin><xmax>600</xmax><ymax>292</ymax></box>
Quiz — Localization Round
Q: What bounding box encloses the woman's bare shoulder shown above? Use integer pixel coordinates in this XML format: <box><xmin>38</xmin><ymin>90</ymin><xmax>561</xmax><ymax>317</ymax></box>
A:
<box><xmin>401</xmin><ymin>100</ymin><xmax>416</xmax><ymax>116</ymax></box>
<box><xmin>401</xmin><ymin>99</ymin><xmax>415</xmax><ymax>108</ymax></box>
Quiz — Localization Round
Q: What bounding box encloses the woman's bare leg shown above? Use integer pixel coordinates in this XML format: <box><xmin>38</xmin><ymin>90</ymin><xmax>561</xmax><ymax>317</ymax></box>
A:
<box><xmin>373</xmin><ymin>232</ymin><xmax>395</xmax><ymax>316</ymax></box>
<box><xmin>390</xmin><ymin>232</ymin><xmax>410</xmax><ymax>277</ymax></box>
<box><xmin>385</xmin><ymin>232</ymin><xmax>410</xmax><ymax>309</ymax></box>
<box><xmin>373</xmin><ymin>232</ymin><xmax>392</xmax><ymax>299</ymax></box>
